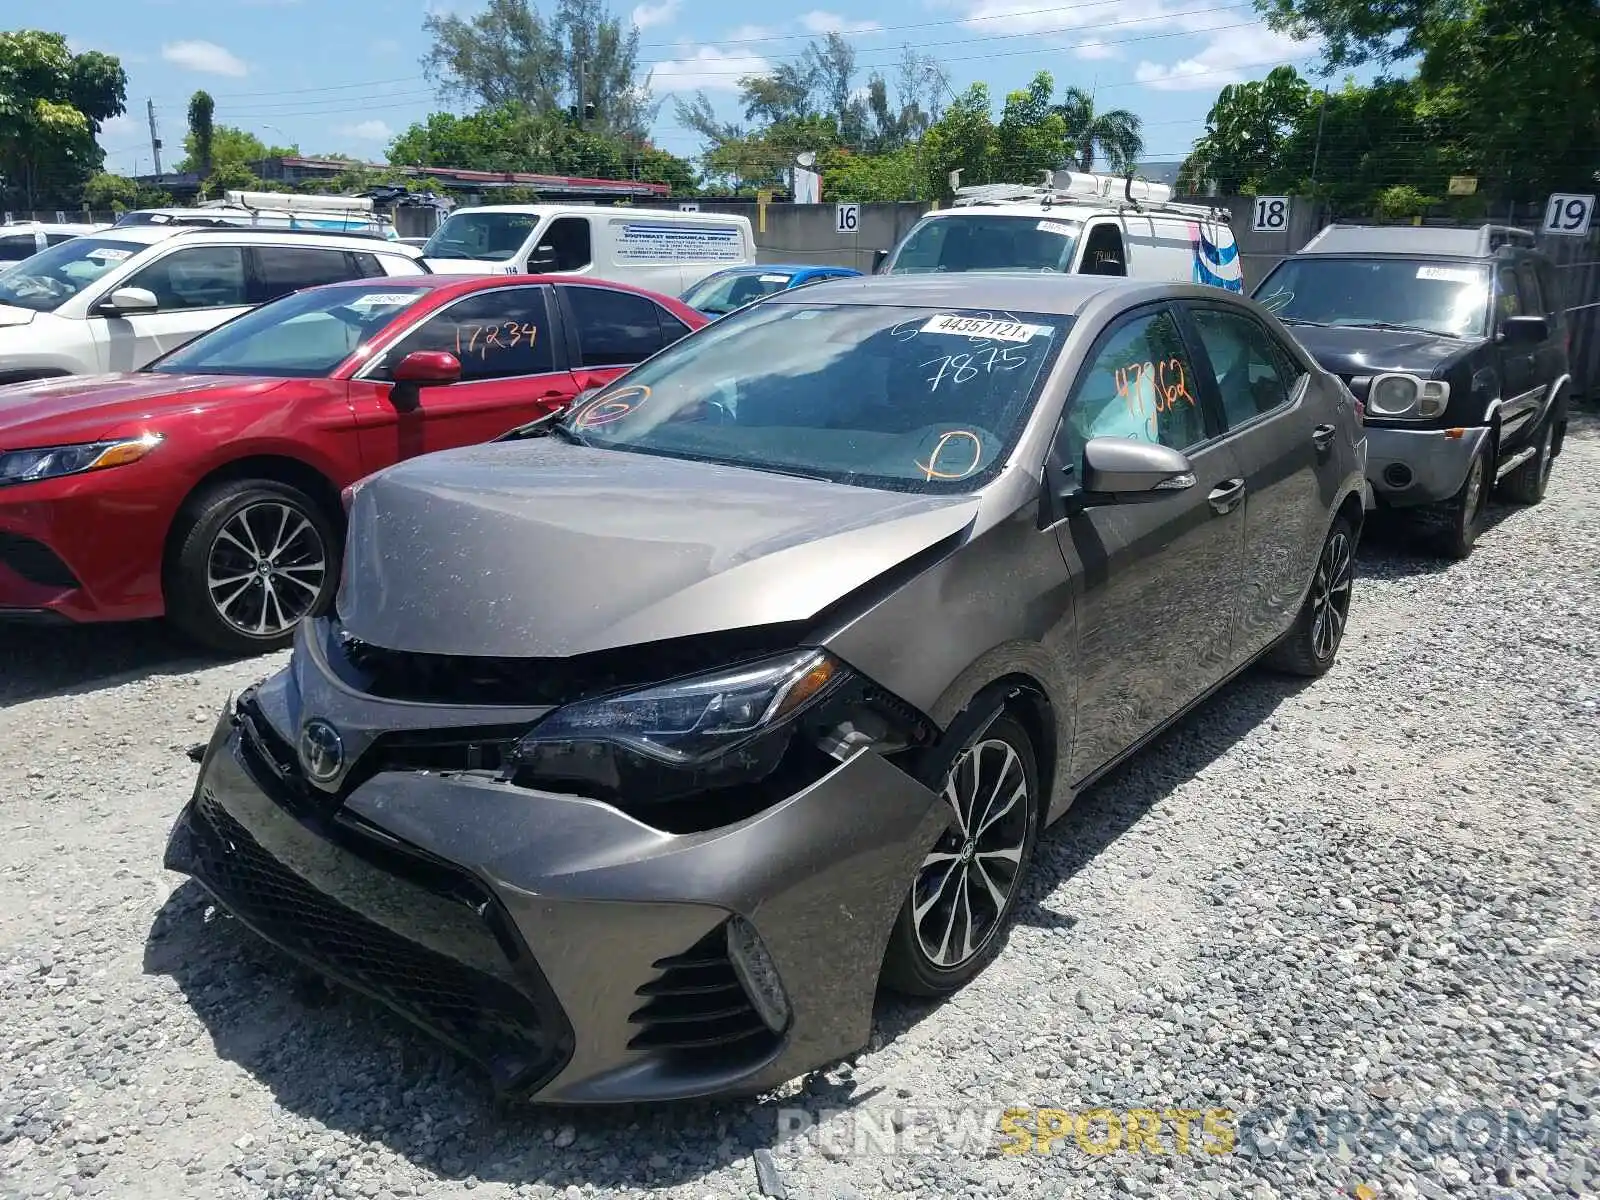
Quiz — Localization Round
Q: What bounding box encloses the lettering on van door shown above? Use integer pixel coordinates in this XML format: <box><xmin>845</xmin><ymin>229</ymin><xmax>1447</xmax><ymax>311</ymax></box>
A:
<box><xmin>614</xmin><ymin>222</ymin><xmax>745</xmax><ymax>264</ymax></box>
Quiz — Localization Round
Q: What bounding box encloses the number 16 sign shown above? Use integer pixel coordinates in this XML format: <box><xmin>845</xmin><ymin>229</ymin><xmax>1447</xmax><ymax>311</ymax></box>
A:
<box><xmin>1542</xmin><ymin>194</ymin><xmax>1595</xmax><ymax>236</ymax></box>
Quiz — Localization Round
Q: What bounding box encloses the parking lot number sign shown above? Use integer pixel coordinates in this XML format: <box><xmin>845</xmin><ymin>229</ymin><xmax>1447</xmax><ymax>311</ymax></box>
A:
<box><xmin>678</xmin><ymin>202</ymin><xmax>699</xmax><ymax>212</ymax></box>
<box><xmin>1542</xmin><ymin>193</ymin><xmax>1595</xmax><ymax>236</ymax></box>
<box><xmin>836</xmin><ymin>203</ymin><xmax>860</xmax><ymax>235</ymax></box>
<box><xmin>1252</xmin><ymin>196</ymin><xmax>1290</xmax><ymax>232</ymax></box>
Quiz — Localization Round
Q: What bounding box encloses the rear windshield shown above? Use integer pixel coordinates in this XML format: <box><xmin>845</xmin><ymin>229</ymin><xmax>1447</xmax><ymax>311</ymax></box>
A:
<box><xmin>1255</xmin><ymin>257</ymin><xmax>1491</xmax><ymax>339</ymax></box>
<box><xmin>681</xmin><ymin>270</ymin><xmax>793</xmax><ymax>314</ymax></box>
<box><xmin>890</xmin><ymin>214</ymin><xmax>1080</xmax><ymax>274</ymax></box>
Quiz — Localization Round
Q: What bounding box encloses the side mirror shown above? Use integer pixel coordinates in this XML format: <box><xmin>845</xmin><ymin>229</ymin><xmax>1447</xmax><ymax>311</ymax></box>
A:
<box><xmin>388</xmin><ymin>349</ymin><xmax>460</xmax><ymax>413</ymax></box>
<box><xmin>872</xmin><ymin>248</ymin><xmax>890</xmax><ymax>273</ymax></box>
<box><xmin>94</xmin><ymin>286</ymin><xmax>158</xmax><ymax>316</ymax></box>
<box><xmin>529</xmin><ymin>245</ymin><xmax>559</xmax><ymax>272</ymax></box>
<box><xmin>1499</xmin><ymin>314</ymin><xmax>1549</xmax><ymax>345</ymax></box>
<box><xmin>1078</xmin><ymin>437</ymin><xmax>1196</xmax><ymax>505</ymax></box>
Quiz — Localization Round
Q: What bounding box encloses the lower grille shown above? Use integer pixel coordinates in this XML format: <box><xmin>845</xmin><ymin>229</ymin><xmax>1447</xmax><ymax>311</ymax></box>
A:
<box><xmin>628</xmin><ymin>925</ymin><xmax>776</xmax><ymax>1055</ymax></box>
<box><xmin>187</xmin><ymin>788</ymin><xmax>570</xmax><ymax>1091</ymax></box>
<box><xmin>0</xmin><ymin>532</ymin><xmax>79</xmax><ymax>588</ymax></box>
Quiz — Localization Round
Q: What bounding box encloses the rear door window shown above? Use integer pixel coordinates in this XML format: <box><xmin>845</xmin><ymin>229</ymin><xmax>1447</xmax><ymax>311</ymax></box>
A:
<box><xmin>250</xmin><ymin>245</ymin><xmax>365</xmax><ymax>304</ymax></box>
<box><xmin>564</xmin><ymin>284</ymin><xmax>666</xmax><ymax>366</ymax></box>
<box><xmin>1185</xmin><ymin>307</ymin><xmax>1303</xmax><ymax>428</ymax></box>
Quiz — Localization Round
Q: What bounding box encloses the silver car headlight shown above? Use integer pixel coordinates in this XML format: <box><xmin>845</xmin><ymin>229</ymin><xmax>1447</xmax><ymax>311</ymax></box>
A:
<box><xmin>0</xmin><ymin>433</ymin><xmax>163</xmax><ymax>487</ymax></box>
<box><xmin>1366</xmin><ymin>373</ymin><xmax>1449</xmax><ymax>419</ymax></box>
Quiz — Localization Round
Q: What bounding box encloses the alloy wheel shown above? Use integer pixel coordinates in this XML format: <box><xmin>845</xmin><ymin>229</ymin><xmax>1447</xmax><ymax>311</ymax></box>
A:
<box><xmin>911</xmin><ymin>737</ymin><xmax>1033</xmax><ymax>970</ymax></box>
<box><xmin>206</xmin><ymin>501</ymin><xmax>328</xmax><ymax>638</ymax></box>
<box><xmin>1462</xmin><ymin>453</ymin><xmax>1485</xmax><ymax>522</ymax></box>
<box><xmin>1537</xmin><ymin>424</ymin><xmax>1554</xmax><ymax>489</ymax></box>
<box><xmin>1310</xmin><ymin>528</ymin><xmax>1354</xmax><ymax>661</ymax></box>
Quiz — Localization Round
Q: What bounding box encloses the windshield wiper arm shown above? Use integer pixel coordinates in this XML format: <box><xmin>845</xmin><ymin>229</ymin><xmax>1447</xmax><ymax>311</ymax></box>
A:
<box><xmin>1341</xmin><ymin>319</ymin><xmax>1464</xmax><ymax>339</ymax></box>
<box><xmin>495</xmin><ymin>408</ymin><xmax>589</xmax><ymax>444</ymax></box>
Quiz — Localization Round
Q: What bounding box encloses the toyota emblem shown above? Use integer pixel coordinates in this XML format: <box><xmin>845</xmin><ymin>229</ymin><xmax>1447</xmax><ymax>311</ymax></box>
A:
<box><xmin>299</xmin><ymin>719</ymin><xmax>344</xmax><ymax>783</ymax></box>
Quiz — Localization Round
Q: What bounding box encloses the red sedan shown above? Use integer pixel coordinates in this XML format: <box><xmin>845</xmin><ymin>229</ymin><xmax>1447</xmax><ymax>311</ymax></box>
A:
<box><xmin>0</xmin><ymin>273</ymin><xmax>707</xmax><ymax>653</ymax></box>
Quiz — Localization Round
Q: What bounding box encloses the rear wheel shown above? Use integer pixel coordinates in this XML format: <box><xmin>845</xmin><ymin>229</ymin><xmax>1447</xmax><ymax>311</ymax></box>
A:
<box><xmin>1265</xmin><ymin>514</ymin><xmax>1356</xmax><ymax>677</ymax></box>
<box><xmin>1497</xmin><ymin>417</ymin><xmax>1555</xmax><ymax>505</ymax></box>
<box><xmin>166</xmin><ymin>479</ymin><xmax>338</xmax><ymax>655</ymax></box>
<box><xmin>881</xmin><ymin>714</ymin><xmax>1040</xmax><ymax>997</ymax></box>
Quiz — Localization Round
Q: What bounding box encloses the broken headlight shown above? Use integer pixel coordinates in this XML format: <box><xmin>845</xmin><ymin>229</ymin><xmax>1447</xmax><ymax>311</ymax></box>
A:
<box><xmin>508</xmin><ymin>649</ymin><xmax>853</xmax><ymax>807</ymax></box>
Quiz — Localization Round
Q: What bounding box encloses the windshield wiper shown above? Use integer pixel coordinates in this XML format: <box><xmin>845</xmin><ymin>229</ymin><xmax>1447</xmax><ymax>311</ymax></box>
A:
<box><xmin>495</xmin><ymin>408</ymin><xmax>589</xmax><ymax>445</ymax></box>
<box><xmin>1338</xmin><ymin>319</ymin><xmax>1465</xmax><ymax>339</ymax></box>
<box><xmin>1278</xmin><ymin>317</ymin><xmax>1332</xmax><ymax>327</ymax></box>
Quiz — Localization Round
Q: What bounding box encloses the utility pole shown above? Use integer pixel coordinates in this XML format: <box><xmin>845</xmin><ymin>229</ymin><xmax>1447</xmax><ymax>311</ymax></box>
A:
<box><xmin>146</xmin><ymin>99</ymin><xmax>164</xmax><ymax>179</ymax></box>
<box><xmin>1308</xmin><ymin>84</ymin><xmax>1329</xmax><ymax>224</ymax></box>
<box><xmin>576</xmin><ymin>59</ymin><xmax>586</xmax><ymax>129</ymax></box>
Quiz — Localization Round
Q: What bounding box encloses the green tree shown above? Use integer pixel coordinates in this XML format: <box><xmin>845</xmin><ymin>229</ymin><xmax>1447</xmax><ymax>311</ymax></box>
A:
<box><xmin>186</xmin><ymin>90</ymin><xmax>215</xmax><ymax>178</ymax></box>
<box><xmin>1255</xmin><ymin>0</ymin><xmax>1600</xmax><ymax>201</ymax></box>
<box><xmin>919</xmin><ymin>83</ymin><xmax>997</xmax><ymax>201</ymax></box>
<box><xmin>1054</xmin><ymin>86</ymin><xmax>1143</xmax><ymax>173</ymax></box>
<box><xmin>0</xmin><ymin>30</ymin><xmax>126</xmax><ymax>208</ymax></box>
<box><xmin>993</xmin><ymin>71</ymin><xmax>1072</xmax><ymax>182</ymax></box>
<box><xmin>422</xmin><ymin>0</ymin><xmax>657</xmax><ymax>139</ymax></box>
<box><xmin>823</xmin><ymin>147</ymin><xmax>921</xmax><ymax>202</ymax></box>
<box><xmin>1178</xmin><ymin>66</ymin><xmax>1314</xmax><ymax>194</ymax></box>
<box><xmin>177</xmin><ymin>125</ymin><xmax>296</xmax><ymax>175</ymax></box>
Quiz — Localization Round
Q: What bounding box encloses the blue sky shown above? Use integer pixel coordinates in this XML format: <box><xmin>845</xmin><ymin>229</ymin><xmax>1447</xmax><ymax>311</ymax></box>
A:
<box><xmin>56</xmin><ymin>0</ymin><xmax>1362</xmax><ymax>178</ymax></box>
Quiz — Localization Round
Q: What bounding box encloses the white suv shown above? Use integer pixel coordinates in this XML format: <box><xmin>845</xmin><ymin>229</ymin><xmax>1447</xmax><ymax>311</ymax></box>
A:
<box><xmin>0</xmin><ymin>227</ymin><xmax>428</xmax><ymax>384</ymax></box>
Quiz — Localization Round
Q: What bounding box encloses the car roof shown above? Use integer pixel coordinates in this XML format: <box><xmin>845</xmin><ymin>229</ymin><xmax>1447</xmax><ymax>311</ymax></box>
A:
<box><xmin>68</xmin><ymin>225</ymin><xmax>188</xmax><ymax>245</ymax></box>
<box><xmin>1295</xmin><ymin>222</ymin><xmax>1539</xmax><ymax>258</ymax></box>
<box><xmin>302</xmin><ymin>272</ymin><xmax>698</xmax><ymax>302</ymax></box>
<box><xmin>711</xmin><ymin>263</ymin><xmax>855</xmax><ymax>275</ymax></box>
<box><xmin>756</xmin><ymin>272</ymin><xmax>1229</xmax><ymax>316</ymax></box>
<box><xmin>158</xmin><ymin>227</ymin><xmax>425</xmax><ymax>254</ymax></box>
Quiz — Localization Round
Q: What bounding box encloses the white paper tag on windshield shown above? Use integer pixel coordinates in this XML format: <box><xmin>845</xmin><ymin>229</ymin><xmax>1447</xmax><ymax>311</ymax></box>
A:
<box><xmin>1037</xmin><ymin>220</ymin><xmax>1074</xmax><ymax>237</ymax></box>
<box><xmin>347</xmin><ymin>292</ymin><xmax>418</xmax><ymax>309</ymax></box>
<box><xmin>921</xmin><ymin>314</ymin><xmax>1048</xmax><ymax>342</ymax></box>
<box><xmin>86</xmin><ymin>247</ymin><xmax>132</xmax><ymax>261</ymax></box>
<box><xmin>1416</xmin><ymin>265</ymin><xmax>1479</xmax><ymax>283</ymax></box>
<box><xmin>758</xmin><ymin>273</ymin><xmax>789</xmax><ymax>283</ymax></box>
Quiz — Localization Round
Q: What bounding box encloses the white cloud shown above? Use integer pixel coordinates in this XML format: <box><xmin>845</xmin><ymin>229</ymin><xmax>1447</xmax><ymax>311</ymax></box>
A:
<box><xmin>800</xmin><ymin>11</ymin><xmax>884</xmax><ymax>34</ymax></box>
<box><xmin>339</xmin><ymin>120</ymin><xmax>395</xmax><ymax>141</ymax></box>
<box><xmin>651</xmin><ymin>45</ymin><xmax>773</xmax><ymax>92</ymax></box>
<box><xmin>726</xmin><ymin>24</ymin><xmax>779</xmax><ymax>42</ymax></box>
<box><xmin>1074</xmin><ymin>39</ymin><xmax>1119</xmax><ymax>60</ymax></box>
<box><xmin>1134</xmin><ymin>23</ymin><xmax>1314</xmax><ymax>90</ymax></box>
<box><xmin>161</xmin><ymin>40</ymin><xmax>249</xmax><ymax>77</ymax></box>
<box><xmin>631</xmin><ymin>0</ymin><xmax>681</xmax><ymax>29</ymax></box>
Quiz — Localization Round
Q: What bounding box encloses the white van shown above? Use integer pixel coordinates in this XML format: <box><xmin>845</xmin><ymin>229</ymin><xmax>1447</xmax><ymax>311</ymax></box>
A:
<box><xmin>879</xmin><ymin>171</ymin><xmax>1244</xmax><ymax>292</ymax></box>
<box><xmin>421</xmin><ymin>204</ymin><xmax>757</xmax><ymax>293</ymax></box>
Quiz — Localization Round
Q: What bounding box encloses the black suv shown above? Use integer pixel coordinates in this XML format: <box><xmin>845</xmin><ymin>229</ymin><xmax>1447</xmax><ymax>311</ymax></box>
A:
<box><xmin>1253</xmin><ymin>223</ymin><xmax>1570</xmax><ymax>558</ymax></box>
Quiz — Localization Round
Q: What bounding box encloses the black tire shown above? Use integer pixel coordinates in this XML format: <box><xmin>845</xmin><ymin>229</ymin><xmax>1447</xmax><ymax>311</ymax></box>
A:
<box><xmin>881</xmin><ymin>713</ymin><xmax>1040</xmax><ymax>998</ymax></box>
<box><xmin>166</xmin><ymin>479</ymin><xmax>339</xmax><ymax>656</ymax></box>
<box><xmin>1436</xmin><ymin>443</ymin><xmax>1490</xmax><ymax>561</ymax></box>
<box><xmin>1264</xmin><ymin>514</ymin><xmax>1356</xmax><ymax>678</ymax></box>
<box><xmin>1496</xmin><ymin>416</ymin><xmax>1555</xmax><ymax>506</ymax></box>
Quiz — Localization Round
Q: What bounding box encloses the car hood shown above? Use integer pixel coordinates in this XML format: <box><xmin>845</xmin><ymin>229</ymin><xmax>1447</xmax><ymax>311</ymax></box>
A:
<box><xmin>422</xmin><ymin>257</ymin><xmax>516</xmax><ymax>275</ymax></box>
<box><xmin>0</xmin><ymin>372</ymin><xmax>290</xmax><ymax>445</ymax></box>
<box><xmin>337</xmin><ymin>438</ymin><xmax>982</xmax><ymax>658</ymax></box>
<box><xmin>0</xmin><ymin>304</ymin><xmax>36</xmax><ymax>328</ymax></box>
<box><xmin>1285</xmin><ymin>323</ymin><xmax>1480</xmax><ymax>377</ymax></box>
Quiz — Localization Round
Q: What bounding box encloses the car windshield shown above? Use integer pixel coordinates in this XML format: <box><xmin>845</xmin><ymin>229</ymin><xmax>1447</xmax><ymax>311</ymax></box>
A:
<box><xmin>0</xmin><ymin>236</ymin><xmax>148</xmax><ymax>313</ymax></box>
<box><xmin>562</xmin><ymin>301</ymin><xmax>1071</xmax><ymax>493</ymax></box>
<box><xmin>890</xmin><ymin>215</ymin><xmax>1080</xmax><ymax>274</ymax></box>
<box><xmin>1254</xmin><ymin>257</ymin><xmax>1491</xmax><ymax>339</ymax></box>
<box><xmin>682</xmin><ymin>270</ymin><xmax>794</xmax><ymax>314</ymax></box>
<box><xmin>422</xmin><ymin>211</ymin><xmax>540</xmax><ymax>262</ymax></box>
<box><xmin>145</xmin><ymin>283</ymin><xmax>431</xmax><ymax>378</ymax></box>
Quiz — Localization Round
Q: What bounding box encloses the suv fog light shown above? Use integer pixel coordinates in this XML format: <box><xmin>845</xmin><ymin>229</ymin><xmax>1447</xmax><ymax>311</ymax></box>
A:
<box><xmin>727</xmin><ymin>916</ymin><xmax>791</xmax><ymax>1033</ymax></box>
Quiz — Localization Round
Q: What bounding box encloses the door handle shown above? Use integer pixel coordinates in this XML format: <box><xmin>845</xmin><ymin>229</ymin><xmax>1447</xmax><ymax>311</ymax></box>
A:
<box><xmin>1312</xmin><ymin>423</ymin><xmax>1336</xmax><ymax>452</ymax></box>
<box><xmin>1208</xmin><ymin>478</ymin><xmax>1246</xmax><ymax>515</ymax></box>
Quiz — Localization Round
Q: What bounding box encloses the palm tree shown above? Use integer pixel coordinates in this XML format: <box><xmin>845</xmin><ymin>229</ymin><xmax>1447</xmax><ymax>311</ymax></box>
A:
<box><xmin>1055</xmin><ymin>86</ymin><xmax>1144</xmax><ymax>173</ymax></box>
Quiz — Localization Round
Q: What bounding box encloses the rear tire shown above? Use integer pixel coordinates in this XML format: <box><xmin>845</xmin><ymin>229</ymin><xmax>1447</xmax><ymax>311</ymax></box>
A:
<box><xmin>1264</xmin><ymin>514</ymin><xmax>1356</xmax><ymax>678</ymax></box>
<box><xmin>166</xmin><ymin>479</ymin><xmax>338</xmax><ymax>656</ymax></box>
<box><xmin>881</xmin><ymin>714</ymin><xmax>1040</xmax><ymax>998</ymax></box>
<box><xmin>1497</xmin><ymin>417</ymin><xmax>1555</xmax><ymax>506</ymax></box>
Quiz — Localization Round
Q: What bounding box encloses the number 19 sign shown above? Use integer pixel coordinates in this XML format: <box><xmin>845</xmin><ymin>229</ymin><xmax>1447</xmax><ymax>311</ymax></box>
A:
<box><xmin>1542</xmin><ymin>193</ymin><xmax>1595</xmax><ymax>236</ymax></box>
<box><xmin>1251</xmin><ymin>196</ymin><xmax>1290</xmax><ymax>232</ymax></box>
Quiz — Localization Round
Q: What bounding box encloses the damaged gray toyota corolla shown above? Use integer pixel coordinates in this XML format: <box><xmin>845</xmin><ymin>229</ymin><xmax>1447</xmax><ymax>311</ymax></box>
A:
<box><xmin>164</xmin><ymin>274</ymin><xmax>1368</xmax><ymax>1105</ymax></box>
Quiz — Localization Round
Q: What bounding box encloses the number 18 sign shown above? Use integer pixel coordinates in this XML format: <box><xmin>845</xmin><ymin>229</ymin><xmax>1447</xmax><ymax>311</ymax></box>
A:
<box><xmin>1542</xmin><ymin>194</ymin><xmax>1595</xmax><ymax>236</ymax></box>
<box><xmin>1251</xmin><ymin>196</ymin><xmax>1290</xmax><ymax>232</ymax></box>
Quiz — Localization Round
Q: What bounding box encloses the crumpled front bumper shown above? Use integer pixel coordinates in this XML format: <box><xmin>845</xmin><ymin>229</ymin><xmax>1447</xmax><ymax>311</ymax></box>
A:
<box><xmin>163</xmin><ymin>624</ymin><xmax>946</xmax><ymax>1105</ymax></box>
<box><xmin>1364</xmin><ymin>424</ymin><xmax>1490</xmax><ymax>508</ymax></box>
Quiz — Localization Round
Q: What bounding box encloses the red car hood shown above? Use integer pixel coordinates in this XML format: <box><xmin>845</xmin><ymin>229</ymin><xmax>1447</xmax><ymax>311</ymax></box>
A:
<box><xmin>0</xmin><ymin>373</ymin><xmax>291</xmax><ymax>447</ymax></box>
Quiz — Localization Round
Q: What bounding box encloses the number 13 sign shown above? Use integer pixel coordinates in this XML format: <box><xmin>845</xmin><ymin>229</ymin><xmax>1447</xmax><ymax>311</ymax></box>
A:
<box><xmin>1542</xmin><ymin>194</ymin><xmax>1595</xmax><ymax>236</ymax></box>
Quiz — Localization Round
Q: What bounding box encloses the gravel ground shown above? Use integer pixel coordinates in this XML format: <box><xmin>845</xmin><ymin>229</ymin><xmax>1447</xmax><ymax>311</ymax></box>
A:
<box><xmin>2</xmin><ymin>415</ymin><xmax>1597</xmax><ymax>1200</ymax></box>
